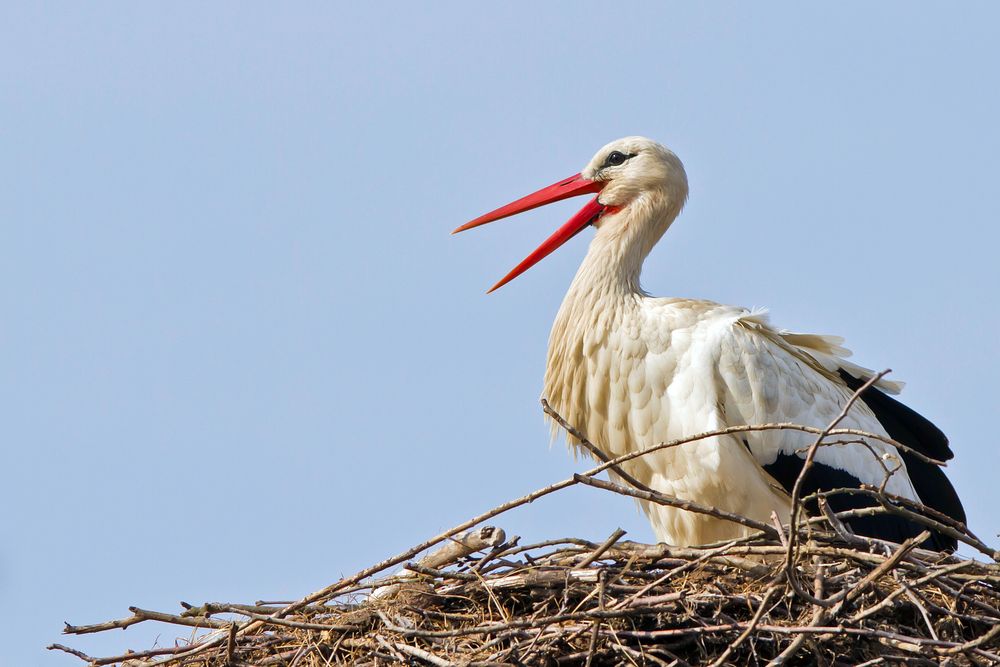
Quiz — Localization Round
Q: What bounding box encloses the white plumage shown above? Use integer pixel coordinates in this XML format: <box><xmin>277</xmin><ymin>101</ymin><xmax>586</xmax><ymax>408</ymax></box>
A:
<box><xmin>457</xmin><ymin>137</ymin><xmax>964</xmax><ymax>549</ymax></box>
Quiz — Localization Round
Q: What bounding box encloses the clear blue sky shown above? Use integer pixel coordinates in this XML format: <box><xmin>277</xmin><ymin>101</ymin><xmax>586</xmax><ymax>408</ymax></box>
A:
<box><xmin>3</xmin><ymin>4</ymin><xmax>998</xmax><ymax>664</ymax></box>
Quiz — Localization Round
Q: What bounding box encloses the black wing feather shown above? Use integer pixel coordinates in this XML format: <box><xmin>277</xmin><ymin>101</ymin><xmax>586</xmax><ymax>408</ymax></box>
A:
<box><xmin>838</xmin><ymin>370</ymin><xmax>966</xmax><ymax>550</ymax></box>
<box><xmin>760</xmin><ymin>450</ymin><xmax>929</xmax><ymax>545</ymax></box>
<box><xmin>757</xmin><ymin>372</ymin><xmax>966</xmax><ymax>551</ymax></box>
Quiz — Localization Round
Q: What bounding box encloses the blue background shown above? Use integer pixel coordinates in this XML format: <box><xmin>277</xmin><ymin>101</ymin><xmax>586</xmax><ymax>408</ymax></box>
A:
<box><xmin>3</xmin><ymin>4</ymin><xmax>998</xmax><ymax>664</ymax></box>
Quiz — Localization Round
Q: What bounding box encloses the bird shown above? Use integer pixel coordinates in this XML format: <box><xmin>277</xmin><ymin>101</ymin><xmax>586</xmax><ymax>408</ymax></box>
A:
<box><xmin>453</xmin><ymin>136</ymin><xmax>966</xmax><ymax>550</ymax></box>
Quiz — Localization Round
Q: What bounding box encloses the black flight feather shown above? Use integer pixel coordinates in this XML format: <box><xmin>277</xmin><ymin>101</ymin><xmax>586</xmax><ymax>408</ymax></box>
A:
<box><xmin>838</xmin><ymin>369</ymin><xmax>966</xmax><ymax>550</ymax></box>
<box><xmin>759</xmin><ymin>371</ymin><xmax>965</xmax><ymax>551</ymax></box>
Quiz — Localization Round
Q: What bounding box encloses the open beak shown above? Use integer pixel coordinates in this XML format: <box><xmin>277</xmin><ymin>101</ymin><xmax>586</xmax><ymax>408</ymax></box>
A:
<box><xmin>453</xmin><ymin>174</ymin><xmax>606</xmax><ymax>292</ymax></box>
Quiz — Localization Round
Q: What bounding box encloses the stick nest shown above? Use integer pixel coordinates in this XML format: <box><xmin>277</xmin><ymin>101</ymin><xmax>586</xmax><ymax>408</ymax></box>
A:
<box><xmin>51</xmin><ymin>526</ymin><xmax>1000</xmax><ymax>667</ymax></box>
<box><xmin>50</xmin><ymin>394</ymin><xmax>999</xmax><ymax>666</ymax></box>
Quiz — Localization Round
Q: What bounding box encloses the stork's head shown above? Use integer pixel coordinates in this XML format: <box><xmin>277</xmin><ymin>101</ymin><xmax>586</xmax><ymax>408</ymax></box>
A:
<box><xmin>454</xmin><ymin>136</ymin><xmax>688</xmax><ymax>292</ymax></box>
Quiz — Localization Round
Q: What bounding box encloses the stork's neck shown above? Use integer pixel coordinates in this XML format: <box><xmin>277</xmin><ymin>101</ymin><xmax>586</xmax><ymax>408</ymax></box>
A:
<box><xmin>568</xmin><ymin>229</ymin><xmax>644</xmax><ymax>302</ymax></box>
<box><xmin>544</xmin><ymin>196</ymin><xmax>681</xmax><ymax>425</ymax></box>
<box><xmin>564</xmin><ymin>195</ymin><xmax>680</xmax><ymax>306</ymax></box>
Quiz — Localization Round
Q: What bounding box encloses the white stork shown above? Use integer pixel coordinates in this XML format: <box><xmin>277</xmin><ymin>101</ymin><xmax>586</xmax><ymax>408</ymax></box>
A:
<box><xmin>454</xmin><ymin>137</ymin><xmax>965</xmax><ymax>550</ymax></box>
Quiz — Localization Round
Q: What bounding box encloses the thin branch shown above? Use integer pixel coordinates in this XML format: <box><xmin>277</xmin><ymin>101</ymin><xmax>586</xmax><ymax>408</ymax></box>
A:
<box><xmin>574</xmin><ymin>528</ymin><xmax>627</xmax><ymax>570</ymax></box>
<box><xmin>573</xmin><ymin>474</ymin><xmax>777</xmax><ymax>539</ymax></box>
<box><xmin>783</xmin><ymin>370</ymin><xmax>889</xmax><ymax>605</ymax></box>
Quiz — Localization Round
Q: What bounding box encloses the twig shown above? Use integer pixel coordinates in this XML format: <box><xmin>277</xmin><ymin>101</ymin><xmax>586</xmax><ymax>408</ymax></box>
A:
<box><xmin>783</xmin><ymin>370</ymin><xmax>889</xmax><ymax>606</ymax></box>
<box><xmin>708</xmin><ymin>586</ymin><xmax>780</xmax><ymax>667</ymax></box>
<box><xmin>542</xmin><ymin>399</ymin><xmax>658</xmax><ymax>495</ymax></box>
<box><xmin>574</xmin><ymin>528</ymin><xmax>627</xmax><ymax>569</ymax></box>
<box><xmin>62</xmin><ymin>607</ymin><xmax>230</xmax><ymax>636</ymax></box>
<box><xmin>393</xmin><ymin>642</ymin><xmax>456</xmax><ymax>666</ymax></box>
<box><xmin>46</xmin><ymin>644</ymin><xmax>93</xmax><ymax>662</ymax></box>
<box><xmin>573</xmin><ymin>474</ymin><xmax>776</xmax><ymax>539</ymax></box>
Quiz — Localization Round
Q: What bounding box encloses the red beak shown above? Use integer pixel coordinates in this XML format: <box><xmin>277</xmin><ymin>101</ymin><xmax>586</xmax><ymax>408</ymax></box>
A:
<box><xmin>453</xmin><ymin>173</ymin><xmax>606</xmax><ymax>292</ymax></box>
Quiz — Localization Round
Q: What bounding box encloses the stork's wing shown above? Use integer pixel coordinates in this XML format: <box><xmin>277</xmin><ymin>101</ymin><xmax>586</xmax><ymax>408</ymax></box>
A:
<box><xmin>718</xmin><ymin>312</ymin><xmax>964</xmax><ymax>550</ymax></box>
<box><xmin>835</xmin><ymin>368</ymin><xmax>966</xmax><ymax>547</ymax></box>
<box><xmin>778</xmin><ymin>327</ymin><xmax>966</xmax><ymax>542</ymax></box>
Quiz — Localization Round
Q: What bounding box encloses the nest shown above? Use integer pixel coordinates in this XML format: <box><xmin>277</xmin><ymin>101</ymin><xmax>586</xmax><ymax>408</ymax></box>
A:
<box><xmin>50</xmin><ymin>397</ymin><xmax>1000</xmax><ymax>666</ymax></box>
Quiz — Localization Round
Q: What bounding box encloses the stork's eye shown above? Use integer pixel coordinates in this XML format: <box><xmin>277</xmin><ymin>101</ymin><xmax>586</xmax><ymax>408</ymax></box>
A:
<box><xmin>603</xmin><ymin>151</ymin><xmax>632</xmax><ymax>168</ymax></box>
